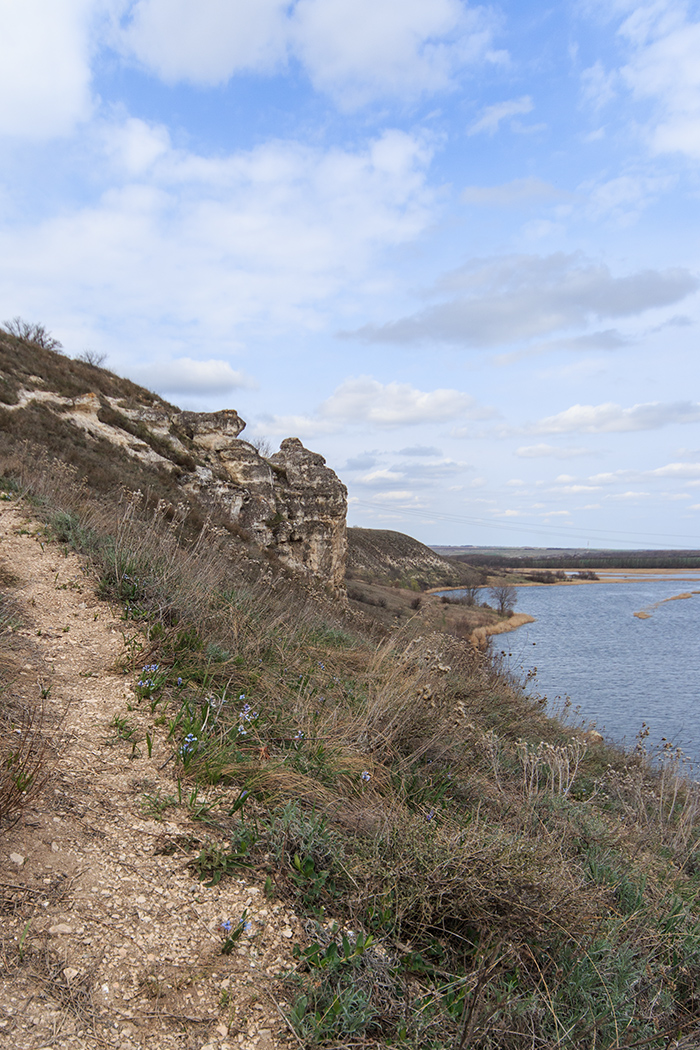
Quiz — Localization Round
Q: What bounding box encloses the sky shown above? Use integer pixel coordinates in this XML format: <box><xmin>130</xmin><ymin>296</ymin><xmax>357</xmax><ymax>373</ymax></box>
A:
<box><xmin>1</xmin><ymin>0</ymin><xmax>700</xmax><ymax>549</ymax></box>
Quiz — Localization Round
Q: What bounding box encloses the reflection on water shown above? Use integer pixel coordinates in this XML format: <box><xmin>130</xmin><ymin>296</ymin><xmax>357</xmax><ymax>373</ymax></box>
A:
<box><xmin>442</xmin><ymin>579</ymin><xmax>700</xmax><ymax>763</ymax></box>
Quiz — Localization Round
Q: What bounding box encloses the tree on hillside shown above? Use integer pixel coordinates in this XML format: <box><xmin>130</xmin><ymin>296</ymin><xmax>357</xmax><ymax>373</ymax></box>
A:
<box><xmin>461</xmin><ymin>583</ymin><xmax>482</xmax><ymax>606</ymax></box>
<box><xmin>2</xmin><ymin>316</ymin><xmax>63</xmax><ymax>351</ymax></box>
<box><xmin>490</xmin><ymin>581</ymin><xmax>517</xmax><ymax>615</ymax></box>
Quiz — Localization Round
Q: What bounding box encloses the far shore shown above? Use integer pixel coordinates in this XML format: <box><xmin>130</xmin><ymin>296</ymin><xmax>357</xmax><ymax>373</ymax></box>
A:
<box><xmin>430</xmin><ymin>568</ymin><xmax>700</xmax><ymax>594</ymax></box>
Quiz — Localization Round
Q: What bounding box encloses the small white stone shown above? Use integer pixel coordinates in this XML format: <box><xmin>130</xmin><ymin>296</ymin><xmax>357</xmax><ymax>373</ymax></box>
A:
<box><xmin>281</xmin><ymin>927</ymin><xmax>293</xmax><ymax>938</ymax></box>
<box><xmin>49</xmin><ymin>923</ymin><xmax>72</xmax><ymax>935</ymax></box>
<box><xmin>51</xmin><ymin>842</ymin><xmax>59</xmax><ymax>853</ymax></box>
<box><xmin>9</xmin><ymin>853</ymin><xmax>24</xmax><ymax>866</ymax></box>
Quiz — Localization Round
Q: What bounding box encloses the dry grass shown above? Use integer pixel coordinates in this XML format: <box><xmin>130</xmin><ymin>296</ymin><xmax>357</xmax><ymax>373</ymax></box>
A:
<box><xmin>5</xmin><ymin>441</ymin><xmax>700</xmax><ymax>1048</ymax></box>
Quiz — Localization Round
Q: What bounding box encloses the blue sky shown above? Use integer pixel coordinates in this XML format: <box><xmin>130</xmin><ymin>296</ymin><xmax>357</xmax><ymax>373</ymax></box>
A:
<box><xmin>2</xmin><ymin>0</ymin><xmax>700</xmax><ymax>549</ymax></box>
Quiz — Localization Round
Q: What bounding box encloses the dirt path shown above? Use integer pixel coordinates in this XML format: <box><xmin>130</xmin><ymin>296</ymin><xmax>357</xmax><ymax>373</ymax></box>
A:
<box><xmin>0</xmin><ymin>502</ymin><xmax>297</xmax><ymax>1050</ymax></box>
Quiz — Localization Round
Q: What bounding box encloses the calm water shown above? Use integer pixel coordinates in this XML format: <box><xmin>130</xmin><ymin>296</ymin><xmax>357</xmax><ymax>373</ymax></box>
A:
<box><xmin>443</xmin><ymin>578</ymin><xmax>700</xmax><ymax>762</ymax></box>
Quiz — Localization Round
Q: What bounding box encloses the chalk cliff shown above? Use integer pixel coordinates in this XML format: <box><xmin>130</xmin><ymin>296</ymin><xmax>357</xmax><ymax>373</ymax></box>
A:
<box><xmin>0</xmin><ymin>337</ymin><xmax>347</xmax><ymax>591</ymax></box>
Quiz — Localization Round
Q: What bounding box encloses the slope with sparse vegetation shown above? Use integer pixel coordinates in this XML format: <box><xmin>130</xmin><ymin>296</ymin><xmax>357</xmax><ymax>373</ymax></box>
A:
<box><xmin>347</xmin><ymin>526</ymin><xmax>481</xmax><ymax>590</ymax></box>
<box><xmin>3</xmin><ymin>329</ymin><xmax>700</xmax><ymax>1049</ymax></box>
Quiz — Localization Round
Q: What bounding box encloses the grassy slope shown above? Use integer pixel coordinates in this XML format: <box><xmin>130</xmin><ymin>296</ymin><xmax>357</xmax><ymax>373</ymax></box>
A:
<box><xmin>2</xmin><ymin>340</ymin><xmax>700</xmax><ymax>1048</ymax></box>
<box><xmin>347</xmin><ymin>526</ymin><xmax>480</xmax><ymax>589</ymax></box>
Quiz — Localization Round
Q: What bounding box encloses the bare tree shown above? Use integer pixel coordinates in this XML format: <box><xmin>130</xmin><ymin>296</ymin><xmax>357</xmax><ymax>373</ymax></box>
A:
<box><xmin>490</xmin><ymin>581</ymin><xmax>517</xmax><ymax>616</ymax></box>
<box><xmin>2</xmin><ymin>316</ymin><xmax>63</xmax><ymax>352</ymax></box>
<box><xmin>77</xmin><ymin>349</ymin><xmax>108</xmax><ymax>367</ymax></box>
<box><xmin>461</xmin><ymin>583</ymin><xmax>482</xmax><ymax>606</ymax></box>
<box><xmin>248</xmin><ymin>436</ymin><xmax>274</xmax><ymax>458</ymax></box>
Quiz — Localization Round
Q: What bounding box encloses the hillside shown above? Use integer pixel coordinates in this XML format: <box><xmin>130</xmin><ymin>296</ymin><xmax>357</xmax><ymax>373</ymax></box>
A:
<box><xmin>347</xmin><ymin>526</ymin><xmax>479</xmax><ymax>589</ymax></box>
<box><xmin>3</xmin><ymin>327</ymin><xmax>700</xmax><ymax>1050</ymax></box>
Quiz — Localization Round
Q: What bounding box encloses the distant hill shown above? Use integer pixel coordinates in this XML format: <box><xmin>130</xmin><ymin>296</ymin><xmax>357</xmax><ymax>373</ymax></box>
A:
<box><xmin>347</xmin><ymin>527</ymin><xmax>479</xmax><ymax>589</ymax></box>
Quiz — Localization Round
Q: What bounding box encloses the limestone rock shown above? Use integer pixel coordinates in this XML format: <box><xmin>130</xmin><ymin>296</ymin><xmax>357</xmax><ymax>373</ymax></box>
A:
<box><xmin>175</xmin><ymin>409</ymin><xmax>245</xmax><ymax>450</ymax></box>
<box><xmin>181</xmin><ymin>432</ymin><xmax>347</xmax><ymax>591</ymax></box>
<box><xmin>0</xmin><ymin>342</ymin><xmax>347</xmax><ymax>590</ymax></box>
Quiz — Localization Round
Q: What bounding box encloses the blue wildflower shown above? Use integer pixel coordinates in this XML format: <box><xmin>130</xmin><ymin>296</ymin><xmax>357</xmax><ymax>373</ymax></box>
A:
<box><xmin>179</xmin><ymin>733</ymin><xmax>198</xmax><ymax>756</ymax></box>
<box><xmin>360</xmin><ymin>770</ymin><xmax>371</xmax><ymax>782</ymax></box>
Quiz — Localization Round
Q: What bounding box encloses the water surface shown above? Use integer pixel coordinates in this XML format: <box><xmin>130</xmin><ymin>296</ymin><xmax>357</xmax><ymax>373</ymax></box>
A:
<box><xmin>444</xmin><ymin>579</ymin><xmax>700</xmax><ymax>762</ymax></box>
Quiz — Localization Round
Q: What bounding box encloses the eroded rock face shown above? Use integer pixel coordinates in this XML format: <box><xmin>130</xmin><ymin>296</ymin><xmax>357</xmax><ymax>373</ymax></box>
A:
<box><xmin>269</xmin><ymin>439</ymin><xmax>347</xmax><ymax>588</ymax></box>
<box><xmin>176</xmin><ymin>409</ymin><xmax>246</xmax><ymax>450</ymax></box>
<box><xmin>3</xmin><ymin>380</ymin><xmax>347</xmax><ymax>591</ymax></box>
<box><xmin>180</xmin><ymin>431</ymin><xmax>347</xmax><ymax>591</ymax></box>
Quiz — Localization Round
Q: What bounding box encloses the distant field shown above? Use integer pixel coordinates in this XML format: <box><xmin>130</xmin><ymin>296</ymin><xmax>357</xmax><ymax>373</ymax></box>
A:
<box><xmin>431</xmin><ymin>545</ymin><xmax>700</xmax><ymax>569</ymax></box>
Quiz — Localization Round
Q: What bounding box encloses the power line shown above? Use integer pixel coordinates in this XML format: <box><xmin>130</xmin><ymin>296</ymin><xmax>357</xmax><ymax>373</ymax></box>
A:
<box><xmin>350</xmin><ymin>497</ymin><xmax>700</xmax><ymax>550</ymax></box>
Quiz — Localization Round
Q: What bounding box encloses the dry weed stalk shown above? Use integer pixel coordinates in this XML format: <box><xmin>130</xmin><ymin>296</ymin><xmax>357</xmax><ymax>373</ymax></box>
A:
<box><xmin>515</xmin><ymin>738</ymin><xmax>587</xmax><ymax>800</ymax></box>
<box><xmin>0</xmin><ymin>698</ymin><xmax>59</xmax><ymax>825</ymax></box>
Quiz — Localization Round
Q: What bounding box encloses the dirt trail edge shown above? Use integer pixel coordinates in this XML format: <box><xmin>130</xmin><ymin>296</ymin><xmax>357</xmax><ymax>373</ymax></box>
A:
<box><xmin>0</xmin><ymin>503</ymin><xmax>298</xmax><ymax>1050</ymax></box>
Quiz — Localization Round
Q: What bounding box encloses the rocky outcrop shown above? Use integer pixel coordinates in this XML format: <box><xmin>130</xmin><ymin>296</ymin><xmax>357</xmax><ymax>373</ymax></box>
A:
<box><xmin>0</xmin><ymin>343</ymin><xmax>347</xmax><ymax>591</ymax></box>
<box><xmin>180</xmin><ymin>430</ymin><xmax>347</xmax><ymax>591</ymax></box>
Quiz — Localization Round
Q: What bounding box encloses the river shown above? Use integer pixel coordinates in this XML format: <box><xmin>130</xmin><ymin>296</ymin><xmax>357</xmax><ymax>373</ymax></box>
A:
<box><xmin>441</xmin><ymin>576</ymin><xmax>700</xmax><ymax>763</ymax></box>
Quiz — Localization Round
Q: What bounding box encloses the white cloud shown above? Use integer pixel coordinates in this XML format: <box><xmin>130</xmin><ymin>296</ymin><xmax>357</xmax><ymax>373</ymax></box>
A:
<box><xmin>120</xmin><ymin>0</ymin><xmax>502</xmax><ymax>106</ymax></box>
<box><xmin>347</xmin><ymin>252</ymin><xmax>698</xmax><ymax>348</ymax></box>
<box><xmin>556</xmin><ymin>484</ymin><xmax>601</xmax><ymax>493</ymax></box>
<box><xmin>583</xmin><ymin>173</ymin><xmax>675</xmax><ymax>222</ymax></box>
<box><xmin>128</xmin><ymin>357</ymin><xmax>255</xmax><ymax>395</ymax></box>
<box><xmin>468</xmin><ymin>96</ymin><xmax>533</xmax><ymax>135</ymax></box>
<box><xmin>0</xmin><ymin>0</ymin><xmax>96</xmax><ymax>137</ymax></box>
<box><xmin>461</xmin><ymin>177</ymin><xmax>566</xmax><ymax>206</ymax></box>
<box><xmin>397</xmin><ymin>444</ymin><xmax>442</xmax><ymax>456</ymax></box>
<box><xmin>588</xmin><ymin>3</ymin><xmax>700</xmax><ymax>158</ymax></box>
<box><xmin>0</xmin><ymin>123</ymin><xmax>434</xmax><ymax>353</ymax></box>
<box><xmin>319</xmin><ymin>376</ymin><xmax>490</xmax><ymax>427</ymax></box>
<box><xmin>581</xmin><ymin>60</ymin><xmax>618</xmax><ymax>109</ymax></box>
<box><xmin>398</xmin><ymin>458</ymin><xmax>471</xmax><ymax>479</ymax></box>
<box><xmin>620</xmin><ymin>7</ymin><xmax>700</xmax><ymax>158</ymax></box>
<box><xmin>103</xmin><ymin>117</ymin><xmax>171</xmax><ymax>175</ymax></box>
<box><xmin>291</xmin><ymin>0</ymin><xmax>501</xmax><ymax>108</ymax></box>
<box><xmin>532</xmin><ymin>400</ymin><xmax>700</xmax><ymax>434</ymax></box>
<box><xmin>606</xmin><ymin>490</ymin><xmax>651</xmax><ymax>500</ymax></box>
<box><xmin>120</xmin><ymin>0</ymin><xmax>289</xmax><ymax>83</ymax></box>
<box><xmin>357</xmin><ymin>468</ymin><xmax>406</xmax><ymax>485</ymax></box>
<box><xmin>647</xmin><ymin>462</ymin><xmax>700</xmax><ymax>479</ymax></box>
<box><xmin>371</xmin><ymin>491</ymin><xmax>423</xmax><ymax>503</ymax></box>
<box><xmin>254</xmin><ymin>414</ymin><xmax>335</xmax><ymax>438</ymax></box>
<box><xmin>516</xmin><ymin>443</ymin><xmax>592</xmax><ymax>459</ymax></box>
<box><xmin>259</xmin><ymin>377</ymin><xmax>486</xmax><ymax>437</ymax></box>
